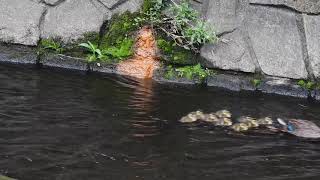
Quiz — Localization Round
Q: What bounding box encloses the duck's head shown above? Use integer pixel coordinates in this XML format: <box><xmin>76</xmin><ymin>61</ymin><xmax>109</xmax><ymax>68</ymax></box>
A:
<box><xmin>277</xmin><ymin>118</ymin><xmax>295</xmax><ymax>133</ymax></box>
<box><xmin>202</xmin><ymin>113</ymin><xmax>219</xmax><ymax>122</ymax></box>
<box><xmin>216</xmin><ymin>110</ymin><xmax>232</xmax><ymax>118</ymax></box>
<box><xmin>195</xmin><ymin>110</ymin><xmax>205</xmax><ymax>120</ymax></box>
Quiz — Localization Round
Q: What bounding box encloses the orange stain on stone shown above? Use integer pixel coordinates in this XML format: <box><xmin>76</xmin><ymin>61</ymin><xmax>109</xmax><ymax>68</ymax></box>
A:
<box><xmin>117</xmin><ymin>26</ymin><xmax>160</xmax><ymax>79</ymax></box>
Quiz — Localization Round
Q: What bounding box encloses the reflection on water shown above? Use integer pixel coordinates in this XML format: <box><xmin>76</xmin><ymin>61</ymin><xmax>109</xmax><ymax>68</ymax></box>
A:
<box><xmin>0</xmin><ymin>64</ymin><xmax>320</xmax><ymax>180</ymax></box>
<box><xmin>126</xmin><ymin>77</ymin><xmax>162</xmax><ymax>138</ymax></box>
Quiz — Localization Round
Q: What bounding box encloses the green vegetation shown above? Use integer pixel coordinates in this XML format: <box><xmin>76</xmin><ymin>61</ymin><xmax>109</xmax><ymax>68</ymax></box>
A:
<box><xmin>100</xmin><ymin>11</ymin><xmax>139</xmax><ymax>49</ymax></box>
<box><xmin>38</xmin><ymin>0</ymin><xmax>218</xmax><ymax>79</ymax></box>
<box><xmin>79</xmin><ymin>41</ymin><xmax>103</xmax><ymax>62</ymax></box>
<box><xmin>0</xmin><ymin>174</ymin><xmax>17</xmax><ymax>180</ymax></box>
<box><xmin>164</xmin><ymin>63</ymin><xmax>214</xmax><ymax>82</ymax></box>
<box><xmin>297</xmin><ymin>80</ymin><xmax>319</xmax><ymax>91</ymax></box>
<box><xmin>78</xmin><ymin>32</ymin><xmax>100</xmax><ymax>46</ymax></box>
<box><xmin>79</xmin><ymin>38</ymin><xmax>134</xmax><ymax>63</ymax></box>
<box><xmin>38</xmin><ymin>38</ymin><xmax>64</xmax><ymax>54</ymax></box>
<box><xmin>77</xmin><ymin>11</ymin><xmax>138</xmax><ymax>63</ymax></box>
<box><xmin>79</xmin><ymin>11</ymin><xmax>138</xmax><ymax>63</ymax></box>
<box><xmin>102</xmin><ymin>37</ymin><xmax>134</xmax><ymax>62</ymax></box>
<box><xmin>157</xmin><ymin>37</ymin><xmax>196</xmax><ymax>65</ymax></box>
<box><xmin>251</xmin><ymin>79</ymin><xmax>262</xmax><ymax>88</ymax></box>
<box><xmin>136</xmin><ymin>0</ymin><xmax>217</xmax><ymax>52</ymax></box>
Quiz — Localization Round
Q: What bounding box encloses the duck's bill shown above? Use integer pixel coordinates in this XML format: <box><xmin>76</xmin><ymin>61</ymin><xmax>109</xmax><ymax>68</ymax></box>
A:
<box><xmin>277</xmin><ymin>118</ymin><xmax>287</xmax><ymax>126</ymax></box>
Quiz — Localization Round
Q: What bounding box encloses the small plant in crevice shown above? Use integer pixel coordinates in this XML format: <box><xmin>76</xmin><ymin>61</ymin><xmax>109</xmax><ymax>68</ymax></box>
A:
<box><xmin>251</xmin><ymin>78</ymin><xmax>262</xmax><ymax>89</ymax></box>
<box><xmin>79</xmin><ymin>41</ymin><xmax>104</xmax><ymax>62</ymax></box>
<box><xmin>297</xmin><ymin>80</ymin><xmax>317</xmax><ymax>91</ymax></box>
<box><xmin>164</xmin><ymin>65</ymin><xmax>176</xmax><ymax>79</ymax></box>
<box><xmin>38</xmin><ymin>38</ymin><xmax>64</xmax><ymax>54</ymax></box>
<box><xmin>164</xmin><ymin>63</ymin><xmax>214</xmax><ymax>82</ymax></box>
<box><xmin>79</xmin><ymin>38</ymin><xmax>134</xmax><ymax>63</ymax></box>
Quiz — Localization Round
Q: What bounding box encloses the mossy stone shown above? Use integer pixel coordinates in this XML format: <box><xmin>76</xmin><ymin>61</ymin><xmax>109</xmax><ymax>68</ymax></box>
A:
<box><xmin>100</xmin><ymin>11</ymin><xmax>139</xmax><ymax>49</ymax></box>
<box><xmin>142</xmin><ymin>0</ymin><xmax>154</xmax><ymax>13</ymax></box>
<box><xmin>62</xmin><ymin>32</ymin><xmax>100</xmax><ymax>58</ymax></box>
<box><xmin>156</xmin><ymin>36</ymin><xmax>198</xmax><ymax>66</ymax></box>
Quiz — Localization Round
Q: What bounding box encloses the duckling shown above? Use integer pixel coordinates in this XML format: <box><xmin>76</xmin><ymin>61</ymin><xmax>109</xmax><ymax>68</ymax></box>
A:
<box><xmin>213</xmin><ymin>117</ymin><xmax>233</xmax><ymax>127</ymax></box>
<box><xmin>245</xmin><ymin>120</ymin><xmax>259</xmax><ymax>128</ymax></box>
<box><xmin>179</xmin><ymin>110</ymin><xmax>204</xmax><ymax>123</ymax></box>
<box><xmin>231</xmin><ymin>123</ymin><xmax>249</xmax><ymax>132</ymax></box>
<box><xmin>179</xmin><ymin>113</ymin><xmax>198</xmax><ymax>123</ymax></box>
<box><xmin>194</xmin><ymin>110</ymin><xmax>206</xmax><ymax>120</ymax></box>
<box><xmin>237</xmin><ymin>116</ymin><xmax>255</xmax><ymax>123</ymax></box>
<box><xmin>215</xmin><ymin>110</ymin><xmax>232</xmax><ymax>118</ymax></box>
<box><xmin>223</xmin><ymin>118</ymin><xmax>233</xmax><ymax>126</ymax></box>
<box><xmin>202</xmin><ymin>113</ymin><xmax>219</xmax><ymax>122</ymax></box>
<box><xmin>257</xmin><ymin>117</ymin><xmax>273</xmax><ymax>125</ymax></box>
<box><xmin>237</xmin><ymin>116</ymin><xmax>259</xmax><ymax>128</ymax></box>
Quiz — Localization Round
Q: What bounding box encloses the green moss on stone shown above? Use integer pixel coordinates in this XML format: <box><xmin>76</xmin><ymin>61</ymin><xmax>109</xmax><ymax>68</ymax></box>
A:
<box><xmin>81</xmin><ymin>32</ymin><xmax>100</xmax><ymax>45</ymax></box>
<box><xmin>142</xmin><ymin>0</ymin><xmax>154</xmax><ymax>13</ymax></box>
<box><xmin>251</xmin><ymin>79</ymin><xmax>262</xmax><ymax>88</ymax></box>
<box><xmin>164</xmin><ymin>63</ymin><xmax>214</xmax><ymax>82</ymax></box>
<box><xmin>37</xmin><ymin>38</ymin><xmax>64</xmax><ymax>55</ymax></box>
<box><xmin>96</xmin><ymin>11</ymin><xmax>141</xmax><ymax>62</ymax></box>
<box><xmin>100</xmin><ymin>11</ymin><xmax>139</xmax><ymax>49</ymax></box>
<box><xmin>101</xmin><ymin>37</ymin><xmax>135</xmax><ymax>63</ymax></box>
<box><xmin>156</xmin><ymin>35</ymin><xmax>197</xmax><ymax>65</ymax></box>
<box><xmin>63</xmin><ymin>32</ymin><xmax>100</xmax><ymax>58</ymax></box>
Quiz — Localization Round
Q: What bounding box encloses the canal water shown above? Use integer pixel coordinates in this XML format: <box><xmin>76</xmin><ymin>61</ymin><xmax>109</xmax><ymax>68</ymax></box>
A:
<box><xmin>1</xmin><ymin>64</ymin><xmax>320</xmax><ymax>180</ymax></box>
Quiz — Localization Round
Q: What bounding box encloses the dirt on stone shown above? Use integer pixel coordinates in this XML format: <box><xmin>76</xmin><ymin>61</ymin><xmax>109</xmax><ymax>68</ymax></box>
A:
<box><xmin>117</xmin><ymin>26</ymin><xmax>160</xmax><ymax>79</ymax></box>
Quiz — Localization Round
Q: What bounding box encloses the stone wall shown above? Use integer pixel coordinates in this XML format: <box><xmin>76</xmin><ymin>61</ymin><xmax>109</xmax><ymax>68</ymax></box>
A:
<box><xmin>0</xmin><ymin>0</ymin><xmax>142</xmax><ymax>45</ymax></box>
<box><xmin>198</xmin><ymin>0</ymin><xmax>320</xmax><ymax>80</ymax></box>
<box><xmin>0</xmin><ymin>0</ymin><xmax>319</xmax><ymax>81</ymax></box>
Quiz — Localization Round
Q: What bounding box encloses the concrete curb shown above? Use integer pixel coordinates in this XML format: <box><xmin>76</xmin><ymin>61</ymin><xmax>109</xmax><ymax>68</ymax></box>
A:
<box><xmin>40</xmin><ymin>53</ymin><xmax>88</xmax><ymax>71</ymax></box>
<box><xmin>0</xmin><ymin>44</ymin><xmax>37</xmax><ymax>64</ymax></box>
<box><xmin>89</xmin><ymin>62</ymin><xmax>117</xmax><ymax>74</ymax></box>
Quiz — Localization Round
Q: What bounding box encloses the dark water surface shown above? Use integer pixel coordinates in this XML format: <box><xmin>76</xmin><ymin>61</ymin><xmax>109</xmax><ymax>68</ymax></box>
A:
<box><xmin>1</xmin><ymin>64</ymin><xmax>320</xmax><ymax>180</ymax></box>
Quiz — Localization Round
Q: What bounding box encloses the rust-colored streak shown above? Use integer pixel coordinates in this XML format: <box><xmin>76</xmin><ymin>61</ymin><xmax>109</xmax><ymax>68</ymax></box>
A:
<box><xmin>117</xmin><ymin>26</ymin><xmax>160</xmax><ymax>79</ymax></box>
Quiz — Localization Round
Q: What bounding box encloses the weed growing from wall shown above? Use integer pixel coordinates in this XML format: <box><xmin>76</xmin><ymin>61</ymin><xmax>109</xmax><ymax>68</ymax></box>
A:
<box><xmin>38</xmin><ymin>39</ymin><xmax>64</xmax><ymax>55</ymax></box>
<box><xmin>136</xmin><ymin>0</ymin><xmax>217</xmax><ymax>52</ymax></box>
<box><xmin>297</xmin><ymin>80</ymin><xmax>319</xmax><ymax>91</ymax></box>
<box><xmin>79</xmin><ymin>41</ymin><xmax>103</xmax><ymax>62</ymax></box>
<box><xmin>164</xmin><ymin>63</ymin><xmax>214</xmax><ymax>82</ymax></box>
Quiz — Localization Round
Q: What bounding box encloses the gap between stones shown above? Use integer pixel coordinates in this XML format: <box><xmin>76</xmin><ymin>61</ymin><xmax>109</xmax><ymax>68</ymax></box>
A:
<box><xmin>249</xmin><ymin>3</ymin><xmax>320</xmax><ymax>15</ymax></box>
<box><xmin>296</xmin><ymin>13</ymin><xmax>316</xmax><ymax>80</ymax></box>
<box><xmin>39</xmin><ymin>0</ymin><xmax>66</xmax><ymax>7</ymax></box>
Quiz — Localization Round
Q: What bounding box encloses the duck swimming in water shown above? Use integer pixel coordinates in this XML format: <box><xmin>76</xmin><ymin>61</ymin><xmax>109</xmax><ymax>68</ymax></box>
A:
<box><xmin>277</xmin><ymin>118</ymin><xmax>320</xmax><ymax>139</ymax></box>
<box><xmin>179</xmin><ymin>110</ymin><xmax>205</xmax><ymax>123</ymax></box>
<box><xmin>237</xmin><ymin>116</ymin><xmax>259</xmax><ymax>128</ymax></box>
<box><xmin>215</xmin><ymin>110</ymin><xmax>232</xmax><ymax>118</ymax></box>
<box><xmin>179</xmin><ymin>110</ymin><xmax>320</xmax><ymax>139</ymax></box>
<box><xmin>202</xmin><ymin>113</ymin><xmax>219</xmax><ymax>123</ymax></box>
<box><xmin>213</xmin><ymin>117</ymin><xmax>233</xmax><ymax>127</ymax></box>
<box><xmin>257</xmin><ymin>117</ymin><xmax>273</xmax><ymax>125</ymax></box>
<box><xmin>231</xmin><ymin>123</ymin><xmax>250</xmax><ymax>132</ymax></box>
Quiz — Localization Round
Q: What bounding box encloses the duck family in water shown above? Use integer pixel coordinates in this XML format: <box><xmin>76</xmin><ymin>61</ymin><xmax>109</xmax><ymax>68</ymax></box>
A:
<box><xmin>179</xmin><ymin>110</ymin><xmax>320</xmax><ymax>139</ymax></box>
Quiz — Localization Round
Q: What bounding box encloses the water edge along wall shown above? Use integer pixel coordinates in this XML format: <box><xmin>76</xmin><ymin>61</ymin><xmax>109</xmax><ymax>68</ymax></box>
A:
<box><xmin>0</xmin><ymin>0</ymin><xmax>320</xmax><ymax>99</ymax></box>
